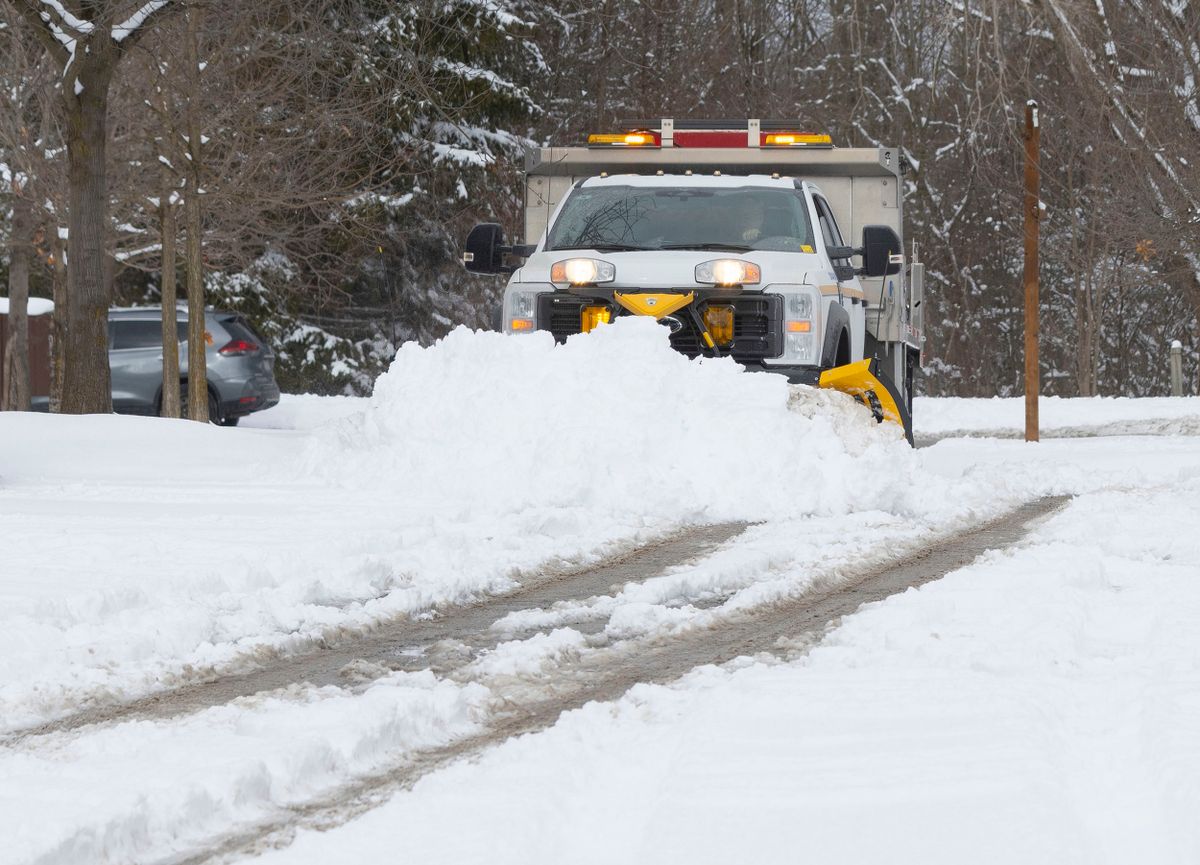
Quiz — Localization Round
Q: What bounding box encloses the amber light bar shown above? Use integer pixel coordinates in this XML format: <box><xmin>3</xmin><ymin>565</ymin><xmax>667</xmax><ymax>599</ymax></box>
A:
<box><xmin>761</xmin><ymin>132</ymin><xmax>833</xmax><ymax>147</ymax></box>
<box><xmin>587</xmin><ymin>130</ymin><xmax>662</xmax><ymax>148</ymax></box>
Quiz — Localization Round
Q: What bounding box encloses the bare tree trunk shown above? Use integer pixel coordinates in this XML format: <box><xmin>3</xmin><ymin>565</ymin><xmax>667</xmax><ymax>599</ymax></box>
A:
<box><xmin>49</xmin><ymin>226</ymin><xmax>67</xmax><ymax>412</ymax></box>
<box><xmin>61</xmin><ymin>54</ymin><xmax>117</xmax><ymax>414</ymax></box>
<box><xmin>2</xmin><ymin>186</ymin><xmax>33</xmax><ymax>411</ymax></box>
<box><xmin>159</xmin><ymin>185</ymin><xmax>182</xmax><ymax>418</ymax></box>
<box><xmin>10</xmin><ymin>1</ymin><xmax>180</xmax><ymax>414</ymax></box>
<box><xmin>184</xmin><ymin>6</ymin><xmax>209</xmax><ymax>422</ymax></box>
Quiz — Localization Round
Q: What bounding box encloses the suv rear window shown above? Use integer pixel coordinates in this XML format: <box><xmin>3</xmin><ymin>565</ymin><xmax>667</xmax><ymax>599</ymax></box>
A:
<box><xmin>219</xmin><ymin>315</ymin><xmax>267</xmax><ymax>344</ymax></box>
<box><xmin>111</xmin><ymin>320</ymin><xmax>164</xmax><ymax>350</ymax></box>
<box><xmin>110</xmin><ymin>318</ymin><xmax>190</xmax><ymax>349</ymax></box>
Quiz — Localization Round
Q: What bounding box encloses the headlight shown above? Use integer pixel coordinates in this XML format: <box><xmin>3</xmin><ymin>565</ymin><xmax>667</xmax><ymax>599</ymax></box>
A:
<box><xmin>786</xmin><ymin>292</ymin><xmax>813</xmax><ymax>320</ymax></box>
<box><xmin>780</xmin><ymin>288</ymin><xmax>818</xmax><ymax>363</ymax></box>
<box><xmin>507</xmin><ymin>290</ymin><xmax>537</xmax><ymax>333</ymax></box>
<box><xmin>695</xmin><ymin>259</ymin><xmax>761</xmax><ymax>287</ymax></box>
<box><xmin>551</xmin><ymin>258</ymin><xmax>615</xmax><ymax>285</ymax></box>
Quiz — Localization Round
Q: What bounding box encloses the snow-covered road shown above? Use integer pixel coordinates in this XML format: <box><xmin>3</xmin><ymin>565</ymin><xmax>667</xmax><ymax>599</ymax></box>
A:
<box><xmin>270</xmin><ymin>473</ymin><xmax>1198</xmax><ymax>865</ymax></box>
<box><xmin>3</xmin><ymin>320</ymin><xmax>1199</xmax><ymax>865</ymax></box>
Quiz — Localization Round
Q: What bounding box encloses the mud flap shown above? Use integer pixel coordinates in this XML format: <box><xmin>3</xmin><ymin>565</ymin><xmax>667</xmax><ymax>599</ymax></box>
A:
<box><xmin>818</xmin><ymin>359</ymin><xmax>913</xmax><ymax>446</ymax></box>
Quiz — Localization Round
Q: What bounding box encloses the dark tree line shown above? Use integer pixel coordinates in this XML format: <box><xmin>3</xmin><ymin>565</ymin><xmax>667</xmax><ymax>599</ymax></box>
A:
<box><xmin>2</xmin><ymin>0</ymin><xmax>1198</xmax><ymax>408</ymax></box>
<box><xmin>531</xmin><ymin>0</ymin><xmax>1200</xmax><ymax>396</ymax></box>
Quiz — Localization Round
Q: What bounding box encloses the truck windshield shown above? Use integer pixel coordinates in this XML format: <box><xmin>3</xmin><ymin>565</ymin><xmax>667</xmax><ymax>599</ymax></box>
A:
<box><xmin>546</xmin><ymin>185</ymin><xmax>816</xmax><ymax>253</ymax></box>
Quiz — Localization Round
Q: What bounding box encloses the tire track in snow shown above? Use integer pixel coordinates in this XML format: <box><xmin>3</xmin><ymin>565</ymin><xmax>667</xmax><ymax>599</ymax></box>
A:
<box><xmin>167</xmin><ymin>494</ymin><xmax>1071</xmax><ymax>865</ymax></box>
<box><xmin>5</xmin><ymin>522</ymin><xmax>747</xmax><ymax>744</ymax></box>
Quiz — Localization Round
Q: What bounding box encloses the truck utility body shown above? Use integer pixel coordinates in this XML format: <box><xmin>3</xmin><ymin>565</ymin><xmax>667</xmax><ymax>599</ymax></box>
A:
<box><xmin>463</xmin><ymin>119</ymin><xmax>924</xmax><ymax>442</ymax></box>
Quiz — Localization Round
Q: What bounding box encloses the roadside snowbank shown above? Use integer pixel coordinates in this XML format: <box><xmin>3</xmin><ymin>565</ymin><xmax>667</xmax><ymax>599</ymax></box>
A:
<box><xmin>256</xmin><ymin>467</ymin><xmax>1200</xmax><ymax>865</ymax></box>
<box><xmin>915</xmin><ymin>394</ymin><xmax>1200</xmax><ymax>438</ymax></box>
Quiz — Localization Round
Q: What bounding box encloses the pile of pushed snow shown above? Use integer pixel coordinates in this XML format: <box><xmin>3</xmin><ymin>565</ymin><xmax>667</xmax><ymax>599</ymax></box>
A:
<box><xmin>308</xmin><ymin>319</ymin><xmax>973</xmax><ymax>526</ymax></box>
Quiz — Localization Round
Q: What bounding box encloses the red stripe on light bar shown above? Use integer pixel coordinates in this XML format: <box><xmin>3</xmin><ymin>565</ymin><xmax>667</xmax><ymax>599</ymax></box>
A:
<box><xmin>673</xmin><ymin>131</ymin><xmax>748</xmax><ymax>148</ymax></box>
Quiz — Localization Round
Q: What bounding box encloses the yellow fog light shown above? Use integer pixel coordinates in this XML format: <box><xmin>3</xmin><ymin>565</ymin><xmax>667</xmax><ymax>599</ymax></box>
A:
<box><xmin>695</xmin><ymin>258</ymin><xmax>761</xmax><ymax>287</ymax></box>
<box><xmin>703</xmin><ymin>305</ymin><xmax>734</xmax><ymax>346</ymax></box>
<box><xmin>581</xmin><ymin>305</ymin><xmax>612</xmax><ymax>332</ymax></box>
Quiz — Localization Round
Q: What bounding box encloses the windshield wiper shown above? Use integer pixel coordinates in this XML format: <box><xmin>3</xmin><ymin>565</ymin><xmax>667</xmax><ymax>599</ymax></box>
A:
<box><xmin>659</xmin><ymin>242</ymin><xmax>753</xmax><ymax>252</ymax></box>
<box><xmin>550</xmin><ymin>243</ymin><xmax>656</xmax><ymax>252</ymax></box>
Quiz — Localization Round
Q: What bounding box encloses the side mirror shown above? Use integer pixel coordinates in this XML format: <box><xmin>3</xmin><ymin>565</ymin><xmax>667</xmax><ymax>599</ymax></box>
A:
<box><xmin>825</xmin><ymin>244</ymin><xmax>856</xmax><ymax>282</ymax></box>
<box><xmin>463</xmin><ymin>223</ymin><xmax>506</xmax><ymax>274</ymax></box>
<box><xmin>859</xmin><ymin>225</ymin><xmax>902</xmax><ymax>277</ymax></box>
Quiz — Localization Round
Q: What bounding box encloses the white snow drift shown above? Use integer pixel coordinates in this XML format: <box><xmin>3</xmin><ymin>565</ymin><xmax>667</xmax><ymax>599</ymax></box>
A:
<box><xmin>0</xmin><ymin>319</ymin><xmax>974</xmax><ymax>731</ymax></box>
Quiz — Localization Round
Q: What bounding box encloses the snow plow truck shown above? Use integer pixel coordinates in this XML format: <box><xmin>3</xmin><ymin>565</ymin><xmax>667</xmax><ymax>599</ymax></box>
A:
<box><xmin>462</xmin><ymin>119</ymin><xmax>924</xmax><ymax>444</ymax></box>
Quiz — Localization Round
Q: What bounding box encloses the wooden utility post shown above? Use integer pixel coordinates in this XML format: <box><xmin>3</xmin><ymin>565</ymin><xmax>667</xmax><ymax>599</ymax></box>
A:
<box><xmin>1023</xmin><ymin>101</ymin><xmax>1040</xmax><ymax>442</ymax></box>
<box><xmin>1170</xmin><ymin>340</ymin><xmax>1184</xmax><ymax>397</ymax></box>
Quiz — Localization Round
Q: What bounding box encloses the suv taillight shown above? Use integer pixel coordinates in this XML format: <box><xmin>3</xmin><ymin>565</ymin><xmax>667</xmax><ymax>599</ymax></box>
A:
<box><xmin>218</xmin><ymin>338</ymin><xmax>259</xmax><ymax>356</ymax></box>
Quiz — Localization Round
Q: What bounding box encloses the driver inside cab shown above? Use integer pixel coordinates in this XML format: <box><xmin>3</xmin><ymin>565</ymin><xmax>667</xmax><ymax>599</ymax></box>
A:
<box><xmin>728</xmin><ymin>195</ymin><xmax>766</xmax><ymax>243</ymax></box>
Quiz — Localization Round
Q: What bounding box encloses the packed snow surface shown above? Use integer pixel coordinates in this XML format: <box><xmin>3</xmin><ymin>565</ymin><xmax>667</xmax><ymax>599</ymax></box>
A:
<box><xmin>241</xmin><ymin>393</ymin><xmax>366</xmax><ymax>430</ymax></box>
<box><xmin>255</xmin><ymin>442</ymin><xmax>1200</xmax><ymax>865</ymax></box>
<box><xmin>4</xmin><ymin>319</ymin><xmax>1200</xmax><ymax>865</ymax></box>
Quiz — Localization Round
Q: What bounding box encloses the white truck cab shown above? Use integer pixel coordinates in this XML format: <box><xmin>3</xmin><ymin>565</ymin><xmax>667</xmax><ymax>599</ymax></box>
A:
<box><xmin>463</xmin><ymin>120</ymin><xmax>923</xmax><ymax>442</ymax></box>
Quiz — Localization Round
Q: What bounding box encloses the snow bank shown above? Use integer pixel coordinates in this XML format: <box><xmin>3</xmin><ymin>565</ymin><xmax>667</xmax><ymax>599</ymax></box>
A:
<box><xmin>916</xmin><ymin>394</ymin><xmax>1200</xmax><ymax>437</ymax></box>
<box><xmin>310</xmin><ymin>320</ymin><xmax>960</xmax><ymax>525</ymax></box>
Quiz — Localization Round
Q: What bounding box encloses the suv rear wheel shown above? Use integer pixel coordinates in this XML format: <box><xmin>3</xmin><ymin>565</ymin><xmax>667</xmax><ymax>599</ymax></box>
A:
<box><xmin>178</xmin><ymin>384</ymin><xmax>221</xmax><ymax>424</ymax></box>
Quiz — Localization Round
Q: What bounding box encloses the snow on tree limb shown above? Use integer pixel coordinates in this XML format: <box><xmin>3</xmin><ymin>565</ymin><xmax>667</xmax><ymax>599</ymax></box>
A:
<box><xmin>11</xmin><ymin>0</ymin><xmax>73</xmax><ymax>61</ymax></box>
<box><xmin>37</xmin><ymin>0</ymin><xmax>93</xmax><ymax>35</ymax></box>
<box><xmin>112</xmin><ymin>0</ymin><xmax>172</xmax><ymax>42</ymax></box>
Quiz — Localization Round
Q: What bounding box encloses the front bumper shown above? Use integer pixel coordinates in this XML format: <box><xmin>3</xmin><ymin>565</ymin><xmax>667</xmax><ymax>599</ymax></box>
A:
<box><xmin>537</xmin><ymin>289</ymin><xmax>784</xmax><ymax>363</ymax></box>
<box><xmin>738</xmin><ymin>363</ymin><xmax>822</xmax><ymax>385</ymax></box>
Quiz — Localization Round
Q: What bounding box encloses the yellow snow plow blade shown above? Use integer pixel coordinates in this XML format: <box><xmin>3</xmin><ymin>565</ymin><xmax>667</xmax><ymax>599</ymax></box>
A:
<box><xmin>613</xmin><ymin>291</ymin><xmax>695</xmax><ymax>318</ymax></box>
<box><xmin>818</xmin><ymin>359</ymin><xmax>905</xmax><ymax>429</ymax></box>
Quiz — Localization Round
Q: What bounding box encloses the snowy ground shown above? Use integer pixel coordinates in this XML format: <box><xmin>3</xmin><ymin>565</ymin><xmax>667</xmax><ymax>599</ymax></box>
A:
<box><xmin>915</xmin><ymin>393</ymin><xmax>1200</xmax><ymax>438</ymax></box>
<box><xmin>258</xmin><ymin>448</ymin><xmax>1200</xmax><ymax>865</ymax></box>
<box><xmin>2</xmin><ymin>319</ymin><xmax>1199</xmax><ymax>865</ymax></box>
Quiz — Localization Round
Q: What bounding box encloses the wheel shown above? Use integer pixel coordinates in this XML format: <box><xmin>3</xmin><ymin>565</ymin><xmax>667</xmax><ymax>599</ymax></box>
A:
<box><xmin>179</xmin><ymin>384</ymin><xmax>221</xmax><ymax>423</ymax></box>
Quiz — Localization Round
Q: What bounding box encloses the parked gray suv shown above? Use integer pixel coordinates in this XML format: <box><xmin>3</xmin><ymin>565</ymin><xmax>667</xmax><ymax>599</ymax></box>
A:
<box><xmin>108</xmin><ymin>307</ymin><xmax>280</xmax><ymax>425</ymax></box>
